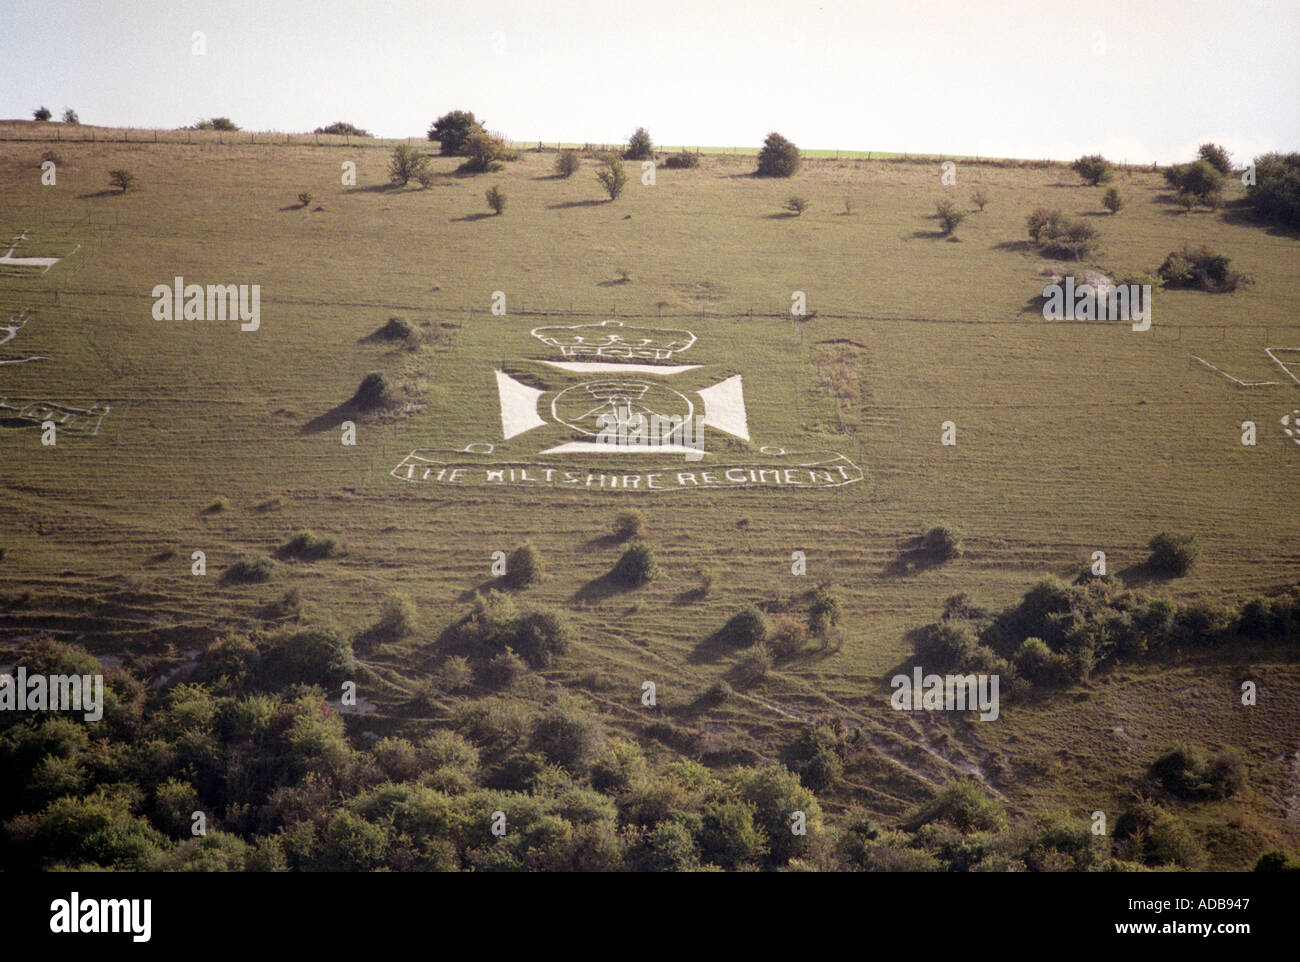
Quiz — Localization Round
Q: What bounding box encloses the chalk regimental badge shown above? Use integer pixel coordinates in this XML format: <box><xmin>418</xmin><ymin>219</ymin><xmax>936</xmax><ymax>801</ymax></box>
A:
<box><xmin>393</xmin><ymin>319</ymin><xmax>864</xmax><ymax>490</ymax></box>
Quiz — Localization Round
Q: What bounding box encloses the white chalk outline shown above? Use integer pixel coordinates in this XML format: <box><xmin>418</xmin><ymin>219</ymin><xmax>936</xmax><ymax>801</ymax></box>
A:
<box><xmin>1190</xmin><ymin>355</ymin><xmax>1280</xmax><ymax>387</ymax></box>
<box><xmin>1265</xmin><ymin>348</ymin><xmax>1300</xmax><ymax>386</ymax></box>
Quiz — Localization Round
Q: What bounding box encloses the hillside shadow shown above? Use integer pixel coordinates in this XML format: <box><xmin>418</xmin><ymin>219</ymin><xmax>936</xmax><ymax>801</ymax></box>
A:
<box><xmin>76</xmin><ymin>189</ymin><xmax>124</xmax><ymax>199</ymax></box>
<box><xmin>992</xmin><ymin>239</ymin><xmax>1035</xmax><ymax>252</ymax></box>
<box><xmin>910</xmin><ymin>229</ymin><xmax>947</xmax><ymax>239</ymax></box>
<box><xmin>688</xmin><ymin>626</ymin><xmax>738</xmax><ymax>665</ymax></box>
<box><xmin>547</xmin><ymin>199</ymin><xmax>606</xmax><ymax>210</ymax></box>
<box><xmin>883</xmin><ymin>535</ymin><xmax>947</xmax><ymax>577</ymax></box>
<box><xmin>597</xmin><ymin>277</ymin><xmax>632</xmax><ymax>287</ymax></box>
<box><xmin>299</xmin><ymin>399</ymin><xmax>359</xmax><ymax>435</ymax></box>
<box><xmin>764</xmin><ymin>211</ymin><xmax>799</xmax><ymax>219</ymax></box>
<box><xmin>451</xmin><ymin>212</ymin><xmax>494</xmax><ymax>222</ymax></box>
<box><xmin>673</xmin><ymin>586</ymin><xmax>709</xmax><ymax>605</ymax></box>
<box><xmin>581</xmin><ymin>533</ymin><xmax>626</xmax><ymax>551</ymax></box>
<box><xmin>278</xmin><ymin>203</ymin><xmax>309</xmax><ymax>212</ymax></box>
<box><xmin>354</xmin><ymin>182</ymin><xmax>407</xmax><ymax>194</ymax></box>
<box><xmin>571</xmin><ymin>573</ymin><xmax>625</xmax><ymax>604</ymax></box>
<box><xmin>1115</xmin><ymin>561</ymin><xmax>1168</xmax><ymax>588</ymax></box>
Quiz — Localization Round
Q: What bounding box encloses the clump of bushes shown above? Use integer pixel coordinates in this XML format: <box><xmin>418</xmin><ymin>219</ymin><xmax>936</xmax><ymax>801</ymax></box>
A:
<box><xmin>808</xmin><ymin>588</ymin><xmax>841</xmax><ymax>635</ymax></box>
<box><xmin>314</xmin><ymin>121</ymin><xmax>372</xmax><ymax>137</ymax></box>
<box><xmin>449</xmin><ymin>591</ymin><xmax>568</xmax><ymax>668</ymax></box>
<box><xmin>459</xmin><ymin>130</ymin><xmax>510</xmax><ymax>173</ymax></box>
<box><xmin>365</xmin><ymin>316</ymin><xmax>420</xmax><ymax>348</ymax></box>
<box><xmin>388</xmin><ymin>144</ymin><xmax>430</xmax><ymax>186</ymax></box>
<box><xmin>1146</xmin><ymin>531</ymin><xmax>1199</xmax><ymax>575</ymax></box>
<box><xmin>922</xmin><ymin>525</ymin><xmax>964</xmax><ymax>560</ymax></box>
<box><xmin>351</xmin><ymin>372</ymin><xmax>398</xmax><ymax>411</ymax></box>
<box><xmin>757</xmin><ymin>132</ymin><xmax>800</xmax><ymax>178</ymax></box>
<box><xmin>193</xmin><ymin>117</ymin><xmax>239</xmax><ymax>131</ymax></box>
<box><xmin>374</xmin><ymin>592</ymin><xmax>418</xmax><ymax>640</ymax></box>
<box><xmin>257</xmin><ymin>625</ymin><xmax>355</xmax><ymax>688</ymax></box>
<box><xmin>720</xmin><ymin>606</ymin><xmax>770</xmax><ymax>648</ymax></box>
<box><xmin>1163</xmin><ymin>160</ymin><xmax>1224</xmax><ymax>209</ymax></box>
<box><xmin>664</xmin><ymin>150</ymin><xmax>700</xmax><ymax>169</ymax></box>
<box><xmin>1026</xmin><ymin>208</ymin><xmax>1098</xmax><ymax>260</ymax></box>
<box><xmin>613</xmin><ymin>508</ymin><xmax>644</xmax><ymax>541</ymax></box>
<box><xmin>1197</xmin><ymin>143</ymin><xmax>1232</xmax><ymax>175</ymax></box>
<box><xmin>611</xmin><ymin>541</ymin><xmax>657</xmax><ymax>586</ymax></box>
<box><xmin>1245</xmin><ymin>152</ymin><xmax>1300</xmax><ymax>228</ymax></box>
<box><xmin>427</xmin><ymin>110</ymin><xmax>482</xmax><ymax>155</ymax></box>
<box><xmin>33</xmin><ymin>106</ymin><xmax>52</xmax><ymax>122</ymax></box>
<box><xmin>1071</xmin><ymin>154</ymin><xmax>1114</xmax><ymax>186</ymax></box>
<box><xmin>1156</xmin><ymin>246</ymin><xmax>1249</xmax><ymax>293</ymax></box>
<box><xmin>1150</xmin><ymin>745</ymin><xmax>1245</xmax><ymax>800</ymax></box>
<box><xmin>276</xmin><ymin>530</ymin><xmax>341</xmax><ymax>561</ymax></box>
<box><xmin>221</xmin><ymin>555</ymin><xmax>277</xmax><ymax>585</ymax></box>
<box><xmin>554</xmin><ymin>149</ymin><xmax>580</xmax><ymax>177</ymax></box>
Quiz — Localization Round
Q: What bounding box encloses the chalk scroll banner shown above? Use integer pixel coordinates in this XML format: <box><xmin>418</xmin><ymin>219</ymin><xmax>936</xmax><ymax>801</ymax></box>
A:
<box><xmin>392</xmin><ymin>448</ymin><xmax>865</xmax><ymax>491</ymax></box>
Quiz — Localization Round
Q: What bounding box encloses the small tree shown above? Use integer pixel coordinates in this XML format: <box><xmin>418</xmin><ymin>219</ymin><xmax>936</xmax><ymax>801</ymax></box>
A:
<box><xmin>1164</xmin><ymin>160</ymin><xmax>1224</xmax><ymax>209</ymax></box>
<box><xmin>757</xmin><ymin>132</ymin><xmax>800</xmax><ymax>177</ymax></box>
<box><xmin>375</xmin><ymin>592</ymin><xmax>418</xmax><ymax>639</ymax></box>
<box><xmin>923</xmin><ymin>524</ymin><xmax>964</xmax><ymax>560</ymax></box>
<box><xmin>108</xmin><ymin>169</ymin><xmax>136</xmax><ymax>193</ymax></box>
<box><xmin>554</xmin><ymin>149</ymin><xmax>580</xmax><ymax>178</ymax></box>
<box><xmin>1147</xmin><ymin>532</ymin><xmax>1199</xmax><ymax>575</ymax></box>
<box><xmin>461</xmin><ymin>130</ymin><xmax>506</xmax><ymax>173</ymax></box>
<box><xmin>486</xmin><ymin>185</ymin><xmax>506</xmax><ymax>215</ymax></box>
<box><xmin>62</xmin><ymin>108</ymin><xmax>79</xmax><ymax>125</ymax></box>
<box><xmin>970</xmin><ymin>186</ymin><xmax>989</xmax><ymax>211</ymax></box>
<box><xmin>428</xmin><ymin>110</ymin><xmax>481</xmax><ymax>155</ymax></box>
<box><xmin>388</xmin><ymin>144</ymin><xmax>429</xmax><ymax>186</ymax></box>
<box><xmin>596</xmin><ymin>156</ymin><xmax>629</xmax><ymax>201</ymax></box>
<box><xmin>505</xmin><ymin>542</ymin><xmax>540</xmax><ymax>587</ymax></box>
<box><xmin>33</xmin><ymin>106</ymin><xmax>52</xmax><ymax>121</ymax></box>
<box><xmin>1197</xmin><ymin>143</ymin><xmax>1232</xmax><ymax>175</ymax></box>
<box><xmin>722</xmin><ymin>606</ymin><xmax>771</xmax><ymax>648</ymax></box>
<box><xmin>1102</xmin><ymin>186</ymin><xmax>1124</xmax><ymax>214</ymax></box>
<box><xmin>613</xmin><ymin>509</ymin><xmax>644</xmax><ymax>541</ymax></box>
<box><xmin>935</xmin><ymin>199</ymin><xmax>965</xmax><ymax>235</ymax></box>
<box><xmin>297</xmin><ymin>191</ymin><xmax>313</xmax><ymax>208</ymax></box>
<box><xmin>611</xmin><ymin>541</ymin><xmax>657</xmax><ymax>586</ymax></box>
<box><xmin>314</xmin><ymin>121</ymin><xmax>372</xmax><ymax>137</ymax></box>
<box><xmin>1071</xmin><ymin>154</ymin><xmax>1114</xmax><ymax>186</ymax></box>
<box><xmin>625</xmin><ymin>127</ymin><xmax>654</xmax><ymax>161</ymax></box>
<box><xmin>785</xmin><ymin>195</ymin><xmax>810</xmax><ymax>216</ymax></box>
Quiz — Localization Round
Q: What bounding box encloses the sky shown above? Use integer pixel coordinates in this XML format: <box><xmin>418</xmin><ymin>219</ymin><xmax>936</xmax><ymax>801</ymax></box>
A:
<box><xmin>1</xmin><ymin>0</ymin><xmax>1296</xmax><ymax>164</ymax></box>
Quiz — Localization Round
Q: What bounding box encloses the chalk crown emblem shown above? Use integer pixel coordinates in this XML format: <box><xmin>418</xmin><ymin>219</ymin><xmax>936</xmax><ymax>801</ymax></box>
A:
<box><xmin>531</xmin><ymin>320</ymin><xmax>696</xmax><ymax>360</ymax></box>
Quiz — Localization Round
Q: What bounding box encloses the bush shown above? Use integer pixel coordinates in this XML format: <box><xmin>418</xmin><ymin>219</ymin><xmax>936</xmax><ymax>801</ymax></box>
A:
<box><xmin>1146</xmin><ymin>531</ymin><xmax>1198</xmax><ymax>576</ymax></box>
<box><xmin>221</xmin><ymin>555</ymin><xmax>277</xmax><ymax>584</ymax></box>
<box><xmin>530</xmin><ymin>704</ymin><xmax>603</xmax><ymax>775</ymax></box>
<box><xmin>1157</xmin><ymin>246</ymin><xmax>1248</xmax><ymax>293</ymax></box>
<box><xmin>739</xmin><ymin>644</ymin><xmax>773</xmax><ymax>683</ymax></box>
<box><xmin>923</xmin><ymin>524</ymin><xmax>963</xmax><ymax>560</ymax></box>
<box><xmin>1197</xmin><ymin>143</ymin><xmax>1232</xmax><ymax>175</ymax></box>
<box><xmin>505</xmin><ymin>542</ymin><xmax>541</xmax><ymax>588</ymax></box>
<box><xmin>437</xmin><ymin>655</ymin><xmax>474</xmax><ymax>692</ymax></box>
<box><xmin>720</xmin><ymin>606</ymin><xmax>771</xmax><ymax>648</ymax></box>
<box><xmin>313</xmin><ymin>121</ymin><xmax>372</xmax><ymax>137</ymax></box>
<box><xmin>387</xmin><ymin>144</ymin><xmax>430</xmax><ymax>186</ymax></box>
<box><xmin>785</xmin><ymin>195</ymin><xmax>810</xmax><ymax>216</ymax></box>
<box><xmin>1102</xmin><ymin>186</ymin><xmax>1124</xmax><ymax>213</ymax></box>
<box><xmin>664</xmin><ymin>150</ymin><xmax>700</xmax><ymax>169</ymax></box>
<box><xmin>808</xmin><ymin>589</ymin><xmax>841</xmax><ymax>635</ymax></box>
<box><xmin>352</xmin><ymin>372</ymin><xmax>397</xmax><ymax>410</ymax></box>
<box><xmin>1150</xmin><ymin>745</ymin><xmax>1245</xmax><ymax>800</ymax></box>
<box><xmin>1027</xmin><ymin>208</ymin><xmax>1097</xmax><ymax>260</ymax></box>
<box><xmin>277</xmin><ymin>530</ymin><xmax>341</xmax><ymax>561</ymax></box>
<box><xmin>460</xmin><ymin>130</ymin><xmax>507</xmax><ymax>173</ymax></box>
<box><xmin>695</xmin><ymin>566</ymin><xmax>715</xmax><ymax>597</ymax></box>
<box><xmin>485</xmin><ymin>184</ymin><xmax>506</xmax><ymax>215</ymax></box>
<box><xmin>624</xmin><ymin>127</ymin><xmax>654</xmax><ymax>161</ymax></box>
<box><xmin>194</xmin><ymin>117</ymin><xmax>239</xmax><ymax>131</ymax></box>
<box><xmin>1245</xmin><ymin>152</ymin><xmax>1300</xmax><ymax>228</ymax></box>
<box><xmin>375</xmin><ymin>592</ymin><xmax>418</xmax><ymax>639</ymax></box>
<box><xmin>428</xmin><ymin>110</ymin><xmax>481</xmax><ymax>155</ymax></box>
<box><xmin>769</xmin><ymin>616</ymin><xmax>809</xmax><ymax>659</ymax></box>
<box><xmin>904</xmin><ymin>780</ymin><xmax>1007</xmax><ymax>833</ymax></box>
<box><xmin>912</xmin><ymin>620</ymin><xmax>980</xmax><ymax>669</ymax></box>
<box><xmin>970</xmin><ymin>186</ymin><xmax>989</xmax><ymax>211</ymax></box>
<box><xmin>756</xmin><ymin>132</ymin><xmax>800</xmax><ymax>178</ymax></box>
<box><xmin>595</xmin><ymin>156</ymin><xmax>629</xmax><ymax>201</ymax></box>
<box><xmin>33</xmin><ymin>106</ymin><xmax>52</xmax><ymax>122</ymax></box>
<box><xmin>1071</xmin><ymin>154</ymin><xmax>1114</xmax><ymax>186</ymax></box>
<box><xmin>1163</xmin><ymin>160</ymin><xmax>1224</xmax><ymax>208</ymax></box>
<box><xmin>62</xmin><ymin>109</ymin><xmax>79</xmax><ymax>125</ymax></box>
<box><xmin>613</xmin><ymin>508</ymin><xmax>644</xmax><ymax>540</ymax></box>
<box><xmin>108</xmin><ymin>169</ymin><xmax>136</xmax><ymax>193</ymax></box>
<box><xmin>554</xmin><ymin>149</ymin><xmax>580</xmax><ymax>177</ymax></box>
<box><xmin>297</xmin><ymin>192</ymin><xmax>313</xmax><ymax>208</ymax></box>
<box><xmin>367</xmin><ymin>316</ymin><xmax>420</xmax><ymax>348</ymax></box>
<box><xmin>482</xmin><ymin>648</ymin><xmax>526</xmax><ymax>688</ymax></box>
<box><xmin>935</xmin><ymin>199</ymin><xmax>965</xmax><ymax>235</ymax></box>
<box><xmin>611</xmin><ymin>541</ymin><xmax>658</xmax><ymax>586</ymax></box>
<box><xmin>258</xmin><ymin>625</ymin><xmax>355</xmax><ymax>688</ymax></box>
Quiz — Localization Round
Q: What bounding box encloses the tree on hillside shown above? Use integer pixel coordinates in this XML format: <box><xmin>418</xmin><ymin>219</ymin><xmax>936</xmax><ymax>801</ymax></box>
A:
<box><xmin>314</xmin><ymin>121</ymin><xmax>372</xmax><ymax>137</ymax></box>
<box><xmin>1245</xmin><ymin>152</ymin><xmax>1300</xmax><ymax>228</ymax></box>
<box><xmin>625</xmin><ymin>127</ymin><xmax>654</xmax><ymax>161</ymax></box>
<box><xmin>62</xmin><ymin>108</ymin><xmax>79</xmax><ymax>125</ymax></box>
<box><xmin>388</xmin><ymin>144</ymin><xmax>430</xmax><ymax>186</ymax></box>
<box><xmin>757</xmin><ymin>132</ymin><xmax>800</xmax><ymax>177</ymax></box>
<box><xmin>1197</xmin><ymin>143</ymin><xmax>1232</xmax><ymax>175</ymax></box>
<box><xmin>554</xmin><ymin>149</ymin><xmax>580</xmax><ymax>178</ymax></box>
<box><xmin>1071</xmin><ymin>154</ymin><xmax>1114</xmax><ymax>186</ymax></box>
<box><xmin>596</xmin><ymin>156</ymin><xmax>629</xmax><ymax>201</ymax></box>
<box><xmin>33</xmin><ymin>106</ymin><xmax>52</xmax><ymax>121</ymax></box>
<box><xmin>1163</xmin><ymin>160</ymin><xmax>1224</xmax><ymax>208</ymax></box>
<box><xmin>194</xmin><ymin>117</ymin><xmax>239</xmax><ymax>131</ymax></box>
<box><xmin>428</xmin><ymin>110</ymin><xmax>482</xmax><ymax>155</ymax></box>
<box><xmin>460</xmin><ymin>129</ymin><xmax>507</xmax><ymax>173</ymax></box>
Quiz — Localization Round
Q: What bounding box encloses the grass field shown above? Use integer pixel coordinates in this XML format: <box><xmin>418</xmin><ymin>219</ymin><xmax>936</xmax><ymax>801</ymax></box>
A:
<box><xmin>1</xmin><ymin>125</ymin><xmax>1298</xmax><ymax>869</ymax></box>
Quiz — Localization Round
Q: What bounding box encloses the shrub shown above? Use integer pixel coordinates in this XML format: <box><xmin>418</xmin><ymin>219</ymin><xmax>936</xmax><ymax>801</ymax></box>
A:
<box><xmin>530</xmin><ymin>704</ymin><xmax>603</xmax><ymax>774</ymax></box>
<box><xmin>721</xmin><ymin>606</ymin><xmax>771</xmax><ymax>648</ymax></box>
<box><xmin>505</xmin><ymin>542</ymin><xmax>541</xmax><ymax>587</ymax></box>
<box><xmin>1245</xmin><ymin>152</ymin><xmax>1300</xmax><ymax>228</ymax></box>
<box><xmin>1146</xmin><ymin>531</ymin><xmax>1198</xmax><ymax>575</ymax></box>
<box><xmin>1157</xmin><ymin>246</ymin><xmax>1248</xmax><ymax>293</ymax></box>
<box><xmin>769</xmin><ymin>615</ymin><xmax>809</xmax><ymax>659</ymax></box>
<box><xmin>706</xmin><ymin>679</ymin><xmax>734</xmax><ymax>703</ymax></box>
<box><xmin>437</xmin><ymin>655</ymin><xmax>474</xmax><ymax>692</ymax></box>
<box><xmin>970</xmin><ymin>185</ymin><xmax>989</xmax><ymax>211</ymax></box>
<box><xmin>1102</xmin><ymin>186</ymin><xmax>1124</xmax><ymax>213</ymax></box>
<box><xmin>297</xmin><ymin>192</ymin><xmax>313</xmax><ymax>208</ymax></box>
<box><xmin>1026</xmin><ymin>207</ymin><xmax>1053</xmax><ymax>242</ymax></box>
<box><xmin>935</xmin><ymin>199</ymin><xmax>965</xmax><ymax>235</ymax></box>
<box><xmin>739</xmin><ymin>644</ymin><xmax>773</xmax><ymax>682</ymax></box>
<box><xmin>1071</xmin><ymin>154</ymin><xmax>1114</xmax><ymax>186</ymax></box>
<box><xmin>108</xmin><ymin>169</ymin><xmax>136</xmax><ymax>193</ymax></box>
<box><xmin>923</xmin><ymin>524</ymin><xmax>964</xmax><ymax>560</ymax></box>
<box><xmin>482</xmin><ymin>648</ymin><xmax>526</xmax><ymax>688</ymax></box>
<box><xmin>1163</xmin><ymin>160</ymin><xmax>1224</xmax><ymax>208</ymax></box>
<box><xmin>785</xmin><ymin>195</ymin><xmax>810</xmax><ymax>216</ymax></box>
<box><xmin>367</xmin><ymin>316</ymin><xmax>420</xmax><ymax>347</ymax></box>
<box><xmin>1014</xmin><ymin>637</ymin><xmax>1073</xmax><ymax>686</ymax></box>
<box><xmin>375</xmin><ymin>592</ymin><xmax>418</xmax><ymax>639</ymax></box>
<box><xmin>700</xmin><ymin>800</ymin><xmax>767</xmax><ymax>868</ymax></box>
<box><xmin>904</xmin><ymin>780</ymin><xmax>1007</xmax><ymax>833</ymax></box>
<box><xmin>912</xmin><ymin>620</ymin><xmax>980</xmax><ymax>669</ymax></box>
<box><xmin>221</xmin><ymin>555</ymin><xmax>277</xmax><ymax>584</ymax></box>
<box><xmin>757</xmin><ymin>132</ymin><xmax>800</xmax><ymax>178</ymax></box>
<box><xmin>194</xmin><ymin>117</ymin><xmax>239</xmax><ymax>131</ymax></box>
<box><xmin>613</xmin><ymin>508</ymin><xmax>644</xmax><ymax>540</ymax></box>
<box><xmin>427</xmin><ymin>110</ymin><xmax>481</xmax><ymax>155</ymax></box>
<box><xmin>624</xmin><ymin>127</ymin><xmax>654</xmax><ymax>161</ymax></box>
<box><xmin>258</xmin><ymin>625</ymin><xmax>354</xmax><ymax>687</ymax></box>
<box><xmin>1197</xmin><ymin>143</ymin><xmax>1232</xmax><ymax>175</ymax></box>
<box><xmin>611</xmin><ymin>541</ymin><xmax>658</xmax><ymax>586</ymax></box>
<box><xmin>62</xmin><ymin>109</ymin><xmax>79</xmax><ymax>125</ymax></box>
<box><xmin>33</xmin><ymin>106</ymin><xmax>52</xmax><ymax>122</ymax></box>
<box><xmin>554</xmin><ymin>149</ymin><xmax>580</xmax><ymax>177</ymax></box>
<box><xmin>663</xmin><ymin>150</ymin><xmax>700</xmax><ymax>169</ymax></box>
<box><xmin>313</xmin><ymin>121</ymin><xmax>372</xmax><ymax>137</ymax></box>
<box><xmin>695</xmin><ymin>565</ymin><xmax>715</xmax><ymax>597</ymax></box>
<box><xmin>352</xmin><ymin>372</ymin><xmax>397</xmax><ymax>410</ymax></box>
<box><xmin>595</xmin><ymin>156</ymin><xmax>629</xmax><ymax>201</ymax></box>
<box><xmin>277</xmin><ymin>530</ymin><xmax>341</xmax><ymax>561</ymax></box>
<box><xmin>1028</xmin><ymin>208</ymin><xmax>1098</xmax><ymax>260</ymax></box>
<box><xmin>1150</xmin><ymin>745</ymin><xmax>1245</xmax><ymax>800</ymax></box>
<box><xmin>460</xmin><ymin>130</ymin><xmax>507</xmax><ymax>173</ymax></box>
<box><xmin>808</xmin><ymin>589</ymin><xmax>841</xmax><ymax>634</ymax></box>
<box><xmin>485</xmin><ymin>184</ymin><xmax>506</xmax><ymax>215</ymax></box>
<box><xmin>387</xmin><ymin>144</ymin><xmax>429</xmax><ymax>186</ymax></box>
